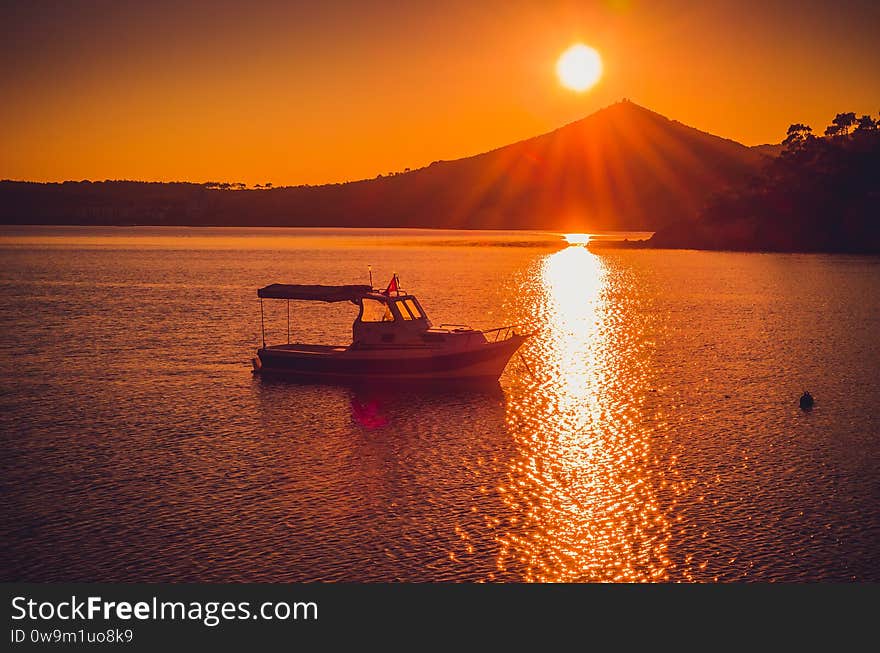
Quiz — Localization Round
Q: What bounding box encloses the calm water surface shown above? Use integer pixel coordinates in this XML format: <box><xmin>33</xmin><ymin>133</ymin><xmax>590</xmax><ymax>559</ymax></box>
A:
<box><xmin>1</xmin><ymin>227</ymin><xmax>878</xmax><ymax>582</ymax></box>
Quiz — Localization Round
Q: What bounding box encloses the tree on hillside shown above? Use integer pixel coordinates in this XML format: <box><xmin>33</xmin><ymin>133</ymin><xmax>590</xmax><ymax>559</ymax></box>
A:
<box><xmin>856</xmin><ymin>115</ymin><xmax>877</xmax><ymax>132</ymax></box>
<box><xmin>782</xmin><ymin>123</ymin><xmax>814</xmax><ymax>150</ymax></box>
<box><xmin>830</xmin><ymin>112</ymin><xmax>857</xmax><ymax>137</ymax></box>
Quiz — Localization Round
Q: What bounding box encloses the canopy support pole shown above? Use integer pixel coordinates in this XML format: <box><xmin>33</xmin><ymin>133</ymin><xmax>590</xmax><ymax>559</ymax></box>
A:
<box><xmin>287</xmin><ymin>300</ymin><xmax>290</xmax><ymax>344</ymax></box>
<box><xmin>259</xmin><ymin>297</ymin><xmax>266</xmax><ymax>349</ymax></box>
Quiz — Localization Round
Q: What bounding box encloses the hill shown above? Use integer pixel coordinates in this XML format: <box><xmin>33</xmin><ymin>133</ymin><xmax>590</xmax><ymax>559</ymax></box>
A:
<box><xmin>750</xmin><ymin>143</ymin><xmax>785</xmax><ymax>158</ymax></box>
<box><xmin>590</xmin><ymin>113</ymin><xmax>880</xmax><ymax>253</ymax></box>
<box><xmin>0</xmin><ymin>101</ymin><xmax>765</xmax><ymax>231</ymax></box>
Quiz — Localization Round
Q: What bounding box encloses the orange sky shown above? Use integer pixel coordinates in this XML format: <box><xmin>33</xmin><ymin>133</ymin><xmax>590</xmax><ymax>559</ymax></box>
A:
<box><xmin>2</xmin><ymin>0</ymin><xmax>878</xmax><ymax>186</ymax></box>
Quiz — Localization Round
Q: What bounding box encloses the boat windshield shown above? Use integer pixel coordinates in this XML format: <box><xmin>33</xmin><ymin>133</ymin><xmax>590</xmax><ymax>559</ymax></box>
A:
<box><xmin>398</xmin><ymin>299</ymin><xmax>423</xmax><ymax>320</ymax></box>
<box><xmin>361</xmin><ymin>298</ymin><xmax>395</xmax><ymax>322</ymax></box>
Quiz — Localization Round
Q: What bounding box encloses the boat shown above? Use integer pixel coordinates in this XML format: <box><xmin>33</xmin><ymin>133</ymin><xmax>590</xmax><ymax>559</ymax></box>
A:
<box><xmin>252</xmin><ymin>275</ymin><xmax>530</xmax><ymax>384</ymax></box>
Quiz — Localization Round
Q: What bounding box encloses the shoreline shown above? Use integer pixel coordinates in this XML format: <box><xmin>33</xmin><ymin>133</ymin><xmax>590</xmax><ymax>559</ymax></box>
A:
<box><xmin>586</xmin><ymin>237</ymin><xmax>880</xmax><ymax>255</ymax></box>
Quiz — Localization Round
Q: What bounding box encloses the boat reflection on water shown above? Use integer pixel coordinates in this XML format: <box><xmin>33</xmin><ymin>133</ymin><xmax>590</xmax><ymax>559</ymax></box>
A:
<box><xmin>350</xmin><ymin>394</ymin><xmax>390</xmax><ymax>429</ymax></box>
<box><xmin>346</xmin><ymin>382</ymin><xmax>505</xmax><ymax>431</ymax></box>
<box><xmin>252</xmin><ymin>376</ymin><xmax>513</xmax><ymax>581</ymax></box>
<box><xmin>500</xmin><ymin>246</ymin><xmax>676</xmax><ymax>581</ymax></box>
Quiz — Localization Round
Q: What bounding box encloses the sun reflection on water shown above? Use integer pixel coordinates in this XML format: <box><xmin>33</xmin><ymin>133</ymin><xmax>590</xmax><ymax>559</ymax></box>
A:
<box><xmin>563</xmin><ymin>233</ymin><xmax>591</xmax><ymax>245</ymax></box>
<box><xmin>499</xmin><ymin>246</ymin><xmax>673</xmax><ymax>581</ymax></box>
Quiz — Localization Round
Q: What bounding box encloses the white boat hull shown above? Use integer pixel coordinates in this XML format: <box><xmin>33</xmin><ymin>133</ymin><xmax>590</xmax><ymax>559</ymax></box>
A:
<box><xmin>254</xmin><ymin>335</ymin><xmax>528</xmax><ymax>384</ymax></box>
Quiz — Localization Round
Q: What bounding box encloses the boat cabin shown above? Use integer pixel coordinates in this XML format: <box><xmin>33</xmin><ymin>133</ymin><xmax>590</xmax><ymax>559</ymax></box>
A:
<box><xmin>353</xmin><ymin>292</ymin><xmax>432</xmax><ymax>346</ymax></box>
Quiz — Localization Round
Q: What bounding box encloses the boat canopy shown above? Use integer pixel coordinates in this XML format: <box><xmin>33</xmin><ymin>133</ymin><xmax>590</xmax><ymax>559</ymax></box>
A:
<box><xmin>257</xmin><ymin>283</ymin><xmax>373</xmax><ymax>302</ymax></box>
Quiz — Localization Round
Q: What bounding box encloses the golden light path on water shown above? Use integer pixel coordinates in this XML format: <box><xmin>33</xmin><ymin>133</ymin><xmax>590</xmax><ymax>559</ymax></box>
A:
<box><xmin>497</xmin><ymin>245</ymin><xmax>677</xmax><ymax>582</ymax></box>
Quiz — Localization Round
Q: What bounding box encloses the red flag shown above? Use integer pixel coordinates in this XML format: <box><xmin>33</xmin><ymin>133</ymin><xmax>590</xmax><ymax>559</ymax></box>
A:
<box><xmin>383</xmin><ymin>274</ymin><xmax>398</xmax><ymax>295</ymax></box>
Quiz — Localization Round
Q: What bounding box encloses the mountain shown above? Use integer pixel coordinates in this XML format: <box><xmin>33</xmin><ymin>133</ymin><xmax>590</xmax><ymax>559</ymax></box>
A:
<box><xmin>0</xmin><ymin>101</ymin><xmax>766</xmax><ymax>231</ymax></box>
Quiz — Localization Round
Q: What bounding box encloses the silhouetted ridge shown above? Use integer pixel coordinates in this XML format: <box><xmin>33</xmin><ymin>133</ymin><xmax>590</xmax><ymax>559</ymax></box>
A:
<box><xmin>0</xmin><ymin>100</ymin><xmax>765</xmax><ymax>231</ymax></box>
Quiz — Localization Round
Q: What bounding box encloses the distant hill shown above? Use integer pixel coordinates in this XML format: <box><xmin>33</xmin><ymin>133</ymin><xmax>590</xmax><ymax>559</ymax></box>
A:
<box><xmin>590</xmin><ymin>114</ymin><xmax>880</xmax><ymax>253</ymax></box>
<box><xmin>0</xmin><ymin>101</ymin><xmax>766</xmax><ymax>231</ymax></box>
<box><xmin>751</xmin><ymin>142</ymin><xmax>785</xmax><ymax>158</ymax></box>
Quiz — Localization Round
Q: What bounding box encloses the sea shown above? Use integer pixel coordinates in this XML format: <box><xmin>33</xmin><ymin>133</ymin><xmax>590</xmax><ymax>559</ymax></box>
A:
<box><xmin>1</xmin><ymin>226</ymin><xmax>878</xmax><ymax>582</ymax></box>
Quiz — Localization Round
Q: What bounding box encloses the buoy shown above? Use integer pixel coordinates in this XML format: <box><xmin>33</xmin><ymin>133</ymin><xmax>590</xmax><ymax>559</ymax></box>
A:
<box><xmin>799</xmin><ymin>391</ymin><xmax>814</xmax><ymax>410</ymax></box>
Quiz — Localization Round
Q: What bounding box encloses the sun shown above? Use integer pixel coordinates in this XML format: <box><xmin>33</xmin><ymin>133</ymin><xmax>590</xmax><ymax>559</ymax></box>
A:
<box><xmin>556</xmin><ymin>44</ymin><xmax>603</xmax><ymax>92</ymax></box>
